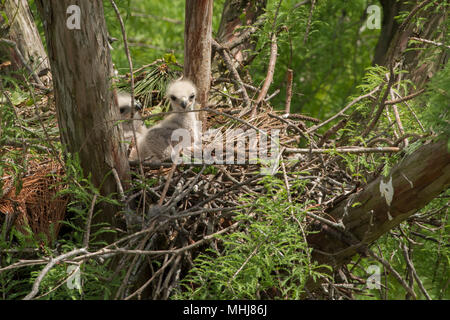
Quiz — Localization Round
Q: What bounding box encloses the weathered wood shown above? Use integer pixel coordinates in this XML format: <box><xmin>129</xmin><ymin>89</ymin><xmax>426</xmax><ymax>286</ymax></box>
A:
<box><xmin>1</xmin><ymin>0</ymin><xmax>50</xmax><ymax>77</ymax></box>
<box><xmin>35</xmin><ymin>0</ymin><xmax>130</xmax><ymax>239</ymax></box>
<box><xmin>217</xmin><ymin>0</ymin><xmax>267</xmax><ymax>65</ymax></box>
<box><xmin>308</xmin><ymin>137</ymin><xmax>450</xmax><ymax>268</ymax></box>
<box><xmin>374</xmin><ymin>0</ymin><xmax>446</xmax><ymax>87</ymax></box>
<box><xmin>184</xmin><ymin>0</ymin><xmax>213</xmax><ymax>131</ymax></box>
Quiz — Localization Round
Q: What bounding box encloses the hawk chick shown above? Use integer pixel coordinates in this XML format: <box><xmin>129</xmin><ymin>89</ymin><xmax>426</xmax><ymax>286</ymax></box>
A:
<box><xmin>129</xmin><ymin>79</ymin><xmax>200</xmax><ymax>162</ymax></box>
<box><xmin>117</xmin><ymin>92</ymin><xmax>145</xmax><ymax>141</ymax></box>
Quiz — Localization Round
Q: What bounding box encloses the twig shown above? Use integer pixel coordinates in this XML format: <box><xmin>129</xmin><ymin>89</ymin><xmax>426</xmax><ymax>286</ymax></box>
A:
<box><xmin>268</xmin><ymin>112</ymin><xmax>309</xmax><ymax>141</ymax></box>
<box><xmin>211</xmin><ymin>39</ymin><xmax>251</xmax><ymax>109</ymax></box>
<box><xmin>389</xmin><ymin>88</ymin><xmax>407</xmax><ymax>147</ymax></box>
<box><xmin>124</xmin><ymin>254</ymin><xmax>177</xmax><ymax>300</ymax></box>
<box><xmin>390</xmin><ymin>89</ymin><xmax>427</xmax><ymax>133</ymax></box>
<box><xmin>253</xmin><ymin>0</ymin><xmax>283</xmax><ymax>116</ymax></box>
<box><xmin>264</xmin><ymin>88</ymin><xmax>280</xmax><ymax>102</ymax></box>
<box><xmin>254</xmin><ymin>33</ymin><xmax>278</xmax><ymax>109</ymax></box>
<box><xmin>109</xmin><ymin>0</ymin><xmax>144</xmax><ymax>176</ymax></box>
<box><xmin>23</xmin><ymin>248</ymin><xmax>87</xmax><ymax>300</ymax></box>
<box><xmin>112</xmin><ymin>168</ymin><xmax>126</xmax><ymax>202</ymax></box>
<box><xmin>83</xmin><ymin>194</ymin><xmax>98</xmax><ymax>248</ymax></box>
<box><xmin>400</xmin><ymin>242</ymin><xmax>432</xmax><ymax>300</ymax></box>
<box><xmin>308</xmin><ymin>86</ymin><xmax>381</xmax><ymax>133</ymax></box>
<box><xmin>284</xmin><ymin>69</ymin><xmax>294</xmax><ymax>114</ymax></box>
<box><xmin>318</xmin><ymin>119</ymin><xmax>347</xmax><ymax>147</ymax></box>
<box><xmin>285</xmin><ymin>146</ymin><xmax>400</xmax><ymax>154</ymax></box>
<box><xmin>34</xmin><ymin>265</ymin><xmax>80</xmax><ymax>300</ymax></box>
<box><xmin>303</xmin><ymin>0</ymin><xmax>316</xmax><ymax>45</ymax></box>
<box><xmin>1</xmin><ymin>138</ymin><xmax>49</xmax><ymax>153</ymax></box>
<box><xmin>76</xmin><ymin>222</ymin><xmax>240</xmax><ymax>261</ymax></box>
<box><xmin>366</xmin><ymin>249</ymin><xmax>417</xmax><ymax>299</ymax></box>
<box><xmin>158</xmin><ymin>163</ymin><xmax>177</xmax><ymax>206</ymax></box>
<box><xmin>130</xmin><ymin>12</ymin><xmax>182</xmax><ymax>24</ymax></box>
<box><xmin>281</xmin><ymin>159</ymin><xmax>311</xmax><ymax>264</ymax></box>
<box><xmin>287</xmin><ymin>113</ymin><xmax>320</xmax><ymax>123</ymax></box>
<box><xmin>409</xmin><ymin>36</ymin><xmax>450</xmax><ymax>49</ymax></box>
<box><xmin>294</xmin><ymin>1</ymin><xmax>310</xmax><ymax>9</ymax></box>
<box><xmin>384</xmin><ymin>89</ymin><xmax>425</xmax><ymax>105</ymax></box>
<box><xmin>109</xmin><ymin>0</ymin><xmax>147</xmax><ymax>219</ymax></box>
<box><xmin>362</xmin><ymin>66</ymin><xmax>396</xmax><ymax>138</ymax></box>
<box><xmin>222</xmin><ymin>16</ymin><xmax>266</xmax><ymax>51</ymax></box>
<box><xmin>0</xmin><ymin>38</ymin><xmax>45</xmax><ymax>88</ymax></box>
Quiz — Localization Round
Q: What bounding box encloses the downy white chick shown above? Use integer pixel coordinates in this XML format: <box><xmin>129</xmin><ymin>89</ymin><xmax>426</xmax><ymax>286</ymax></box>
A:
<box><xmin>129</xmin><ymin>79</ymin><xmax>200</xmax><ymax>162</ymax></box>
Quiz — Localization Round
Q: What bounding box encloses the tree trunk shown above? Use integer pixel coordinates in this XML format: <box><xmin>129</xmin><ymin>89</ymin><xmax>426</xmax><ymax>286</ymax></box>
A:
<box><xmin>306</xmin><ymin>137</ymin><xmax>450</xmax><ymax>292</ymax></box>
<box><xmin>184</xmin><ymin>0</ymin><xmax>213</xmax><ymax>131</ymax></box>
<box><xmin>35</xmin><ymin>0</ymin><xmax>130</xmax><ymax>241</ymax></box>
<box><xmin>372</xmin><ymin>0</ymin><xmax>404</xmax><ymax>67</ymax></box>
<box><xmin>373</xmin><ymin>0</ymin><xmax>447</xmax><ymax>87</ymax></box>
<box><xmin>341</xmin><ymin>0</ymin><xmax>447</xmax><ymax>145</ymax></box>
<box><xmin>217</xmin><ymin>0</ymin><xmax>267</xmax><ymax>65</ymax></box>
<box><xmin>0</xmin><ymin>0</ymin><xmax>50</xmax><ymax>77</ymax></box>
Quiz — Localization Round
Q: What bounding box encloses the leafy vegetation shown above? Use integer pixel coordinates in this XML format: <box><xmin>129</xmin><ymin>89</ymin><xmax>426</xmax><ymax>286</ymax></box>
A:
<box><xmin>175</xmin><ymin>176</ymin><xmax>330</xmax><ymax>299</ymax></box>
<box><xmin>1</xmin><ymin>0</ymin><xmax>448</xmax><ymax>300</ymax></box>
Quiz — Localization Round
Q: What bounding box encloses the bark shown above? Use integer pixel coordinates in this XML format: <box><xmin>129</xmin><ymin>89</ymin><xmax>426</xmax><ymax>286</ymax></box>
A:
<box><xmin>35</xmin><ymin>0</ymin><xmax>130</xmax><ymax>241</ymax></box>
<box><xmin>184</xmin><ymin>0</ymin><xmax>213</xmax><ymax>131</ymax></box>
<box><xmin>372</xmin><ymin>0</ymin><xmax>404</xmax><ymax>67</ymax></box>
<box><xmin>306</xmin><ymin>137</ymin><xmax>450</xmax><ymax>289</ymax></box>
<box><xmin>341</xmin><ymin>0</ymin><xmax>447</xmax><ymax>145</ymax></box>
<box><xmin>374</xmin><ymin>0</ymin><xmax>447</xmax><ymax>87</ymax></box>
<box><xmin>217</xmin><ymin>0</ymin><xmax>267</xmax><ymax>65</ymax></box>
<box><xmin>0</xmin><ymin>0</ymin><xmax>50</xmax><ymax>76</ymax></box>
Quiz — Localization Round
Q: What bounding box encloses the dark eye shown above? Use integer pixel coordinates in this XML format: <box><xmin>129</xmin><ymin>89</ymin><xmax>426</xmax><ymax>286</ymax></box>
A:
<box><xmin>170</xmin><ymin>95</ymin><xmax>177</xmax><ymax>101</ymax></box>
<box><xmin>189</xmin><ymin>94</ymin><xmax>195</xmax><ymax>100</ymax></box>
<box><xmin>119</xmin><ymin>107</ymin><xmax>126</xmax><ymax>114</ymax></box>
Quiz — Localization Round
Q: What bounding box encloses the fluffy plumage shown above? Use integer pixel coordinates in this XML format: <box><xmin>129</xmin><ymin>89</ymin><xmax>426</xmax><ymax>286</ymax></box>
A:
<box><xmin>129</xmin><ymin>79</ymin><xmax>200</xmax><ymax>162</ymax></box>
<box><xmin>117</xmin><ymin>92</ymin><xmax>144</xmax><ymax>140</ymax></box>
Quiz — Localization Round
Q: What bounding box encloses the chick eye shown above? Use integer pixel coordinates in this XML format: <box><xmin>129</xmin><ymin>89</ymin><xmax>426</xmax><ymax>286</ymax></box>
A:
<box><xmin>170</xmin><ymin>95</ymin><xmax>177</xmax><ymax>101</ymax></box>
<box><xmin>189</xmin><ymin>94</ymin><xmax>195</xmax><ymax>100</ymax></box>
<box><xmin>119</xmin><ymin>107</ymin><xmax>126</xmax><ymax>114</ymax></box>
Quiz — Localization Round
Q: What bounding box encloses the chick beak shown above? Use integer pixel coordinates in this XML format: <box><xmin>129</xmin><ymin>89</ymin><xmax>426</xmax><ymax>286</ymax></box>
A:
<box><xmin>180</xmin><ymin>99</ymin><xmax>188</xmax><ymax>109</ymax></box>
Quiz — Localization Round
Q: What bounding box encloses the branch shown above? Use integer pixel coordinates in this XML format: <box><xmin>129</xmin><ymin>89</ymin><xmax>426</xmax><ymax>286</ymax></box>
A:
<box><xmin>0</xmin><ymin>38</ymin><xmax>45</xmax><ymax>88</ymax></box>
<box><xmin>254</xmin><ymin>33</ymin><xmax>278</xmax><ymax>108</ymax></box>
<box><xmin>384</xmin><ymin>89</ymin><xmax>425</xmax><ymax>105</ymax></box>
<box><xmin>284</xmin><ymin>69</ymin><xmax>294</xmax><ymax>114</ymax></box>
<box><xmin>306</xmin><ymin>137</ymin><xmax>450</xmax><ymax>290</ymax></box>
<box><xmin>253</xmin><ymin>0</ymin><xmax>283</xmax><ymax>116</ymax></box>
<box><xmin>307</xmin><ymin>86</ymin><xmax>381</xmax><ymax>133</ymax></box>
<box><xmin>285</xmin><ymin>146</ymin><xmax>400</xmax><ymax>154</ymax></box>
<box><xmin>409</xmin><ymin>36</ymin><xmax>450</xmax><ymax>49</ymax></box>
<box><xmin>211</xmin><ymin>39</ymin><xmax>251</xmax><ymax>109</ymax></box>
<box><xmin>109</xmin><ymin>0</ymin><xmax>144</xmax><ymax>178</ymax></box>
<box><xmin>367</xmin><ymin>249</ymin><xmax>417</xmax><ymax>299</ymax></box>
<box><xmin>23</xmin><ymin>248</ymin><xmax>87</xmax><ymax>300</ymax></box>
<box><xmin>222</xmin><ymin>16</ymin><xmax>266</xmax><ymax>51</ymax></box>
<box><xmin>362</xmin><ymin>67</ymin><xmax>396</xmax><ymax>137</ymax></box>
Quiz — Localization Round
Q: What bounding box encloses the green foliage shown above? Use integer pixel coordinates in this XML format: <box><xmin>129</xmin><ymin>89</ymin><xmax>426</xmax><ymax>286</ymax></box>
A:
<box><xmin>420</xmin><ymin>62</ymin><xmax>450</xmax><ymax>137</ymax></box>
<box><xmin>57</xmin><ymin>154</ymin><xmax>120</xmax><ymax>246</ymax></box>
<box><xmin>352</xmin><ymin>190</ymin><xmax>449</xmax><ymax>300</ymax></box>
<box><xmin>250</xmin><ymin>0</ymin><xmax>379</xmax><ymax>119</ymax></box>
<box><xmin>116</xmin><ymin>57</ymin><xmax>182</xmax><ymax>118</ymax></box>
<box><xmin>174</xmin><ymin>176</ymin><xmax>329</xmax><ymax>299</ymax></box>
<box><xmin>0</xmin><ymin>153</ymin><xmax>124</xmax><ymax>299</ymax></box>
<box><xmin>104</xmin><ymin>0</ymin><xmax>225</xmax><ymax>70</ymax></box>
<box><xmin>4</xmin><ymin>0</ymin><xmax>448</xmax><ymax>300</ymax></box>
